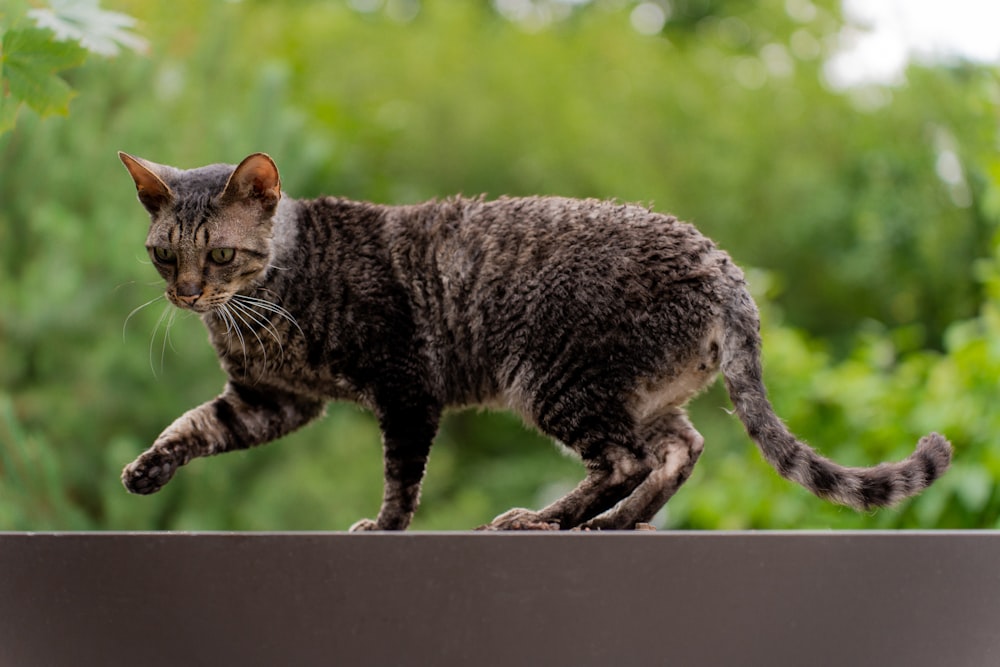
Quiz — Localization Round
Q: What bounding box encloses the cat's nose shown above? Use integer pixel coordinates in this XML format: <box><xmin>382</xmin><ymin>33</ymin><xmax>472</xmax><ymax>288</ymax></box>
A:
<box><xmin>175</xmin><ymin>283</ymin><xmax>203</xmax><ymax>305</ymax></box>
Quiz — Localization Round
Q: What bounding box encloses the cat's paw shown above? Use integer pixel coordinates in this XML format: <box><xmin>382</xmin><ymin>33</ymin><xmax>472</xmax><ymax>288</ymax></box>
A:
<box><xmin>478</xmin><ymin>508</ymin><xmax>560</xmax><ymax>531</ymax></box>
<box><xmin>121</xmin><ymin>450</ymin><xmax>178</xmax><ymax>495</ymax></box>
<box><xmin>575</xmin><ymin>521</ymin><xmax>658</xmax><ymax>532</ymax></box>
<box><xmin>349</xmin><ymin>518</ymin><xmax>380</xmax><ymax>532</ymax></box>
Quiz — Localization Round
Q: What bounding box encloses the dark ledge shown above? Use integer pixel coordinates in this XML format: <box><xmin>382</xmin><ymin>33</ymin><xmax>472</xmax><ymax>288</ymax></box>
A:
<box><xmin>1</xmin><ymin>531</ymin><xmax>998</xmax><ymax>667</ymax></box>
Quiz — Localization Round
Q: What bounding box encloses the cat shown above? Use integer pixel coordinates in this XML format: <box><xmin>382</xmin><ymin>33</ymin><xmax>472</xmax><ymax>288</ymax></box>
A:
<box><xmin>118</xmin><ymin>151</ymin><xmax>953</xmax><ymax>531</ymax></box>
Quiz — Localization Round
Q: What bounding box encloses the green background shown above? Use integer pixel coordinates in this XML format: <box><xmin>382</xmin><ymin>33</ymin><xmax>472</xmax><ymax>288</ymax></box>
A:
<box><xmin>2</xmin><ymin>0</ymin><xmax>999</xmax><ymax>530</ymax></box>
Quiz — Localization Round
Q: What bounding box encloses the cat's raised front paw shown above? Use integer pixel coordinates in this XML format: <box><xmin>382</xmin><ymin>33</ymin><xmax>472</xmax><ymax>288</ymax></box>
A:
<box><xmin>121</xmin><ymin>450</ymin><xmax>178</xmax><ymax>495</ymax></box>
<box><xmin>349</xmin><ymin>518</ymin><xmax>380</xmax><ymax>532</ymax></box>
<box><xmin>479</xmin><ymin>508</ymin><xmax>560</xmax><ymax>531</ymax></box>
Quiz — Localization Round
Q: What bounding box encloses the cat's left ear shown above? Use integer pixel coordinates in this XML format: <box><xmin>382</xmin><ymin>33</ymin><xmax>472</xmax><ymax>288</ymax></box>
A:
<box><xmin>119</xmin><ymin>151</ymin><xmax>175</xmax><ymax>215</ymax></box>
<box><xmin>220</xmin><ymin>153</ymin><xmax>281</xmax><ymax>214</ymax></box>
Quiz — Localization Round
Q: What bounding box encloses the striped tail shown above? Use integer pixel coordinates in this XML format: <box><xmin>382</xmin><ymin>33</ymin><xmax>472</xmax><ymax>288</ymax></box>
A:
<box><xmin>720</xmin><ymin>289</ymin><xmax>952</xmax><ymax>510</ymax></box>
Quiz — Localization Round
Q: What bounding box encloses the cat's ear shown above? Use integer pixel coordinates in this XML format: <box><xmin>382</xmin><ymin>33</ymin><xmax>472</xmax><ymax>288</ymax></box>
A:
<box><xmin>119</xmin><ymin>152</ymin><xmax>175</xmax><ymax>215</ymax></box>
<box><xmin>219</xmin><ymin>153</ymin><xmax>281</xmax><ymax>214</ymax></box>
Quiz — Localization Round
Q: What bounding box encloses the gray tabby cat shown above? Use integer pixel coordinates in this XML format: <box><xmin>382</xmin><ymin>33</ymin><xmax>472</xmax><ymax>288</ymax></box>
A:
<box><xmin>118</xmin><ymin>151</ymin><xmax>952</xmax><ymax>530</ymax></box>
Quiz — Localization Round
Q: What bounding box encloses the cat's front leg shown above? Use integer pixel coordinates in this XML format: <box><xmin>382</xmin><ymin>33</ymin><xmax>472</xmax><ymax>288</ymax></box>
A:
<box><xmin>350</xmin><ymin>399</ymin><xmax>441</xmax><ymax>531</ymax></box>
<box><xmin>122</xmin><ymin>383</ymin><xmax>325</xmax><ymax>494</ymax></box>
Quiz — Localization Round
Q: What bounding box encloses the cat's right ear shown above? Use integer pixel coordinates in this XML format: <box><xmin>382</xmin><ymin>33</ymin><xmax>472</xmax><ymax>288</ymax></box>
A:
<box><xmin>118</xmin><ymin>152</ymin><xmax>174</xmax><ymax>215</ymax></box>
<box><xmin>219</xmin><ymin>153</ymin><xmax>281</xmax><ymax>214</ymax></box>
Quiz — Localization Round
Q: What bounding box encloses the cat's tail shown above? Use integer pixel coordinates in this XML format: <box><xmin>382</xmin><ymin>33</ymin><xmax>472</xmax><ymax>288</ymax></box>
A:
<box><xmin>719</xmin><ymin>288</ymin><xmax>952</xmax><ymax>511</ymax></box>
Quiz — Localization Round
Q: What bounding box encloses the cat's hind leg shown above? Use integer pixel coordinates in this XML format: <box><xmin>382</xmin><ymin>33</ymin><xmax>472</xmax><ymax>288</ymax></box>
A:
<box><xmin>579</xmin><ymin>409</ymin><xmax>704</xmax><ymax>531</ymax></box>
<box><xmin>482</xmin><ymin>442</ymin><xmax>656</xmax><ymax>531</ymax></box>
<box><xmin>483</xmin><ymin>401</ymin><xmax>656</xmax><ymax>530</ymax></box>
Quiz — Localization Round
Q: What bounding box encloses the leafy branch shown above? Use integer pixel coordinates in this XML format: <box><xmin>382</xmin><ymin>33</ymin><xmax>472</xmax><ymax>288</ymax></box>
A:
<box><xmin>0</xmin><ymin>0</ymin><xmax>146</xmax><ymax>135</ymax></box>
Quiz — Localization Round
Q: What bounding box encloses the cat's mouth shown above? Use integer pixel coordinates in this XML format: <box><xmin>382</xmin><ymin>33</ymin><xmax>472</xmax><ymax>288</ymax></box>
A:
<box><xmin>167</xmin><ymin>290</ymin><xmax>230</xmax><ymax>313</ymax></box>
<box><xmin>183</xmin><ymin>302</ymin><xmax>215</xmax><ymax>314</ymax></box>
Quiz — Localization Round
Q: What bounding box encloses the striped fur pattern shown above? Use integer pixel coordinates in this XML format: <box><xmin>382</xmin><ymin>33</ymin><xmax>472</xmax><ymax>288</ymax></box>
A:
<box><xmin>118</xmin><ymin>152</ymin><xmax>953</xmax><ymax>530</ymax></box>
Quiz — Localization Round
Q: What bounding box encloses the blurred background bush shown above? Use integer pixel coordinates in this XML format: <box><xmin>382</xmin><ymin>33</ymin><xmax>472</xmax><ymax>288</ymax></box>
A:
<box><xmin>1</xmin><ymin>0</ymin><xmax>998</xmax><ymax>530</ymax></box>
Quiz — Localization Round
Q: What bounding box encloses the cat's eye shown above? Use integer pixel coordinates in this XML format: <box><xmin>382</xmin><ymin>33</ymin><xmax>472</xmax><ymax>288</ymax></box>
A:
<box><xmin>152</xmin><ymin>247</ymin><xmax>176</xmax><ymax>263</ymax></box>
<box><xmin>210</xmin><ymin>248</ymin><xmax>235</xmax><ymax>264</ymax></box>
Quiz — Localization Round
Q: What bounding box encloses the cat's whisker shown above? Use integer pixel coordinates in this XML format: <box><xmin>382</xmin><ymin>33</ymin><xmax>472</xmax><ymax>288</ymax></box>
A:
<box><xmin>219</xmin><ymin>304</ymin><xmax>249</xmax><ymax>371</ymax></box>
<box><xmin>230</xmin><ymin>300</ymin><xmax>275</xmax><ymax>343</ymax></box>
<box><xmin>148</xmin><ymin>304</ymin><xmax>173</xmax><ymax>378</ymax></box>
<box><xmin>226</xmin><ymin>301</ymin><xmax>271</xmax><ymax>378</ymax></box>
<box><xmin>231</xmin><ymin>298</ymin><xmax>283</xmax><ymax>346</ymax></box>
<box><xmin>160</xmin><ymin>307</ymin><xmax>179</xmax><ymax>374</ymax></box>
<box><xmin>234</xmin><ymin>293</ymin><xmax>288</xmax><ymax>312</ymax></box>
<box><xmin>222</xmin><ymin>303</ymin><xmax>249</xmax><ymax>380</ymax></box>
<box><xmin>256</xmin><ymin>287</ymin><xmax>282</xmax><ymax>301</ymax></box>
<box><xmin>123</xmin><ymin>294</ymin><xmax>165</xmax><ymax>342</ymax></box>
<box><xmin>234</xmin><ymin>294</ymin><xmax>303</xmax><ymax>337</ymax></box>
<box><xmin>212</xmin><ymin>307</ymin><xmax>227</xmax><ymax>337</ymax></box>
<box><xmin>248</xmin><ymin>290</ymin><xmax>303</xmax><ymax>334</ymax></box>
<box><xmin>217</xmin><ymin>306</ymin><xmax>235</xmax><ymax>335</ymax></box>
<box><xmin>258</xmin><ymin>316</ymin><xmax>285</xmax><ymax>351</ymax></box>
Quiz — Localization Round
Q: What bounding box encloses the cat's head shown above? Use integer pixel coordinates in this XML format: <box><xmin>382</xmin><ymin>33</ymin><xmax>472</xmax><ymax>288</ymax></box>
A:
<box><xmin>119</xmin><ymin>152</ymin><xmax>282</xmax><ymax>313</ymax></box>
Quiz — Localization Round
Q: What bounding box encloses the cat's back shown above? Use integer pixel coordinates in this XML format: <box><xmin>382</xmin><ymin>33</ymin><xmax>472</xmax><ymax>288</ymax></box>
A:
<box><xmin>303</xmin><ymin>194</ymin><xmax>723</xmax><ymax>280</ymax></box>
<box><xmin>414</xmin><ymin>195</ymin><xmax>730</xmax><ymax>292</ymax></box>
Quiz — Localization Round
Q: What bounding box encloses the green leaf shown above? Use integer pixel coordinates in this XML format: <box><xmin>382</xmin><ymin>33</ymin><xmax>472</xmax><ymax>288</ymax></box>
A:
<box><xmin>28</xmin><ymin>0</ymin><xmax>148</xmax><ymax>57</ymax></box>
<box><xmin>1</xmin><ymin>26</ymin><xmax>87</xmax><ymax>117</ymax></box>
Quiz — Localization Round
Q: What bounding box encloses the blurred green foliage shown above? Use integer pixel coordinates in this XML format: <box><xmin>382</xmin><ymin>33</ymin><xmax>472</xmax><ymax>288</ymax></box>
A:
<box><xmin>1</xmin><ymin>0</ymin><xmax>998</xmax><ymax>530</ymax></box>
